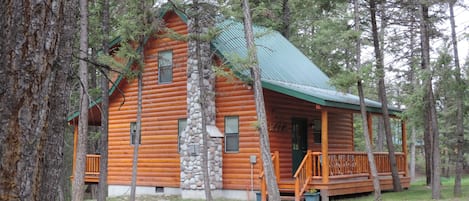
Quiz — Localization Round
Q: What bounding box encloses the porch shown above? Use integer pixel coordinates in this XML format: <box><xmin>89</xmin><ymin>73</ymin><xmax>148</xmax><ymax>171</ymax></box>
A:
<box><xmin>259</xmin><ymin>151</ymin><xmax>410</xmax><ymax>201</ymax></box>
<box><xmin>71</xmin><ymin>154</ymin><xmax>101</xmax><ymax>183</ymax></box>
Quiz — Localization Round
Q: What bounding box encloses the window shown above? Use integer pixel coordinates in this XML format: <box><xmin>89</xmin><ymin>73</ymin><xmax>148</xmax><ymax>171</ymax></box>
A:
<box><xmin>313</xmin><ymin>119</ymin><xmax>321</xmax><ymax>144</ymax></box>
<box><xmin>224</xmin><ymin>116</ymin><xmax>239</xmax><ymax>152</ymax></box>
<box><xmin>130</xmin><ymin>122</ymin><xmax>141</xmax><ymax>145</ymax></box>
<box><xmin>178</xmin><ymin>118</ymin><xmax>187</xmax><ymax>153</ymax></box>
<box><xmin>158</xmin><ymin>50</ymin><xmax>173</xmax><ymax>83</ymax></box>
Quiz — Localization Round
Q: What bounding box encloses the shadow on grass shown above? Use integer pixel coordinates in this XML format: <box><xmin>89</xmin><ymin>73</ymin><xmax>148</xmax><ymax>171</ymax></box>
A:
<box><xmin>335</xmin><ymin>176</ymin><xmax>469</xmax><ymax>201</ymax></box>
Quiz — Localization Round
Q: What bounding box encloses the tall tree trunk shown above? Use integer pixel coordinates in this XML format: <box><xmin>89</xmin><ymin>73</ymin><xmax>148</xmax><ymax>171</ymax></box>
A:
<box><xmin>281</xmin><ymin>0</ymin><xmax>290</xmax><ymax>39</ymax></box>
<box><xmin>449</xmin><ymin>0</ymin><xmax>465</xmax><ymax>197</ymax></box>
<box><xmin>191</xmin><ymin>1</ymin><xmax>214</xmax><ymax>199</ymax></box>
<box><xmin>72</xmin><ymin>0</ymin><xmax>90</xmax><ymax>200</ymax></box>
<box><xmin>97</xmin><ymin>0</ymin><xmax>110</xmax><ymax>200</ymax></box>
<box><xmin>242</xmin><ymin>0</ymin><xmax>281</xmax><ymax>200</ymax></box>
<box><xmin>376</xmin><ymin>118</ymin><xmax>384</xmax><ymax>151</ymax></box>
<box><xmin>130</xmin><ymin>70</ymin><xmax>142</xmax><ymax>201</ymax></box>
<box><xmin>40</xmin><ymin>0</ymin><xmax>77</xmax><ymax>200</ymax></box>
<box><xmin>130</xmin><ymin>1</ymin><xmax>146</xmax><ymax>199</ymax></box>
<box><xmin>0</xmin><ymin>1</ymin><xmax>71</xmax><ymax>200</ymax></box>
<box><xmin>354</xmin><ymin>1</ymin><xmax>381</xmax><ymax>200</ymax></box>
<box><xmin>369</xmin><ymin>0</ymin><xmax>402</xmax><ymax>192</ymax></box>
<box><xmin>410</xmin><ymin>126</ymin><xmax>417</xmax><ymax>182</ymax></box>
<box><xmin>419</xmin><ymin>2</ymin><xmax>440</xmax><ymax>199</ymax></box>
<box><xmin>408</xmin><ymin>15</ymin><xmax>418</xmax><ymax>183</ymax></box>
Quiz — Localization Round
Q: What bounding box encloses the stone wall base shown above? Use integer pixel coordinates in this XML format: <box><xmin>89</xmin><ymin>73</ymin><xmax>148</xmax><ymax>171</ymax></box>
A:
<box><xmin>108</xmin><ymin>185</ymin><xmax>255</xmax><ymax>200</ymax></box>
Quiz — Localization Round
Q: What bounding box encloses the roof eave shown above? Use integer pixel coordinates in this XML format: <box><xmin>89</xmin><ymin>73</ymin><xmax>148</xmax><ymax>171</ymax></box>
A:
<box><xmin>262</xmin><ymin>80</ymin><xmax>402</xmax><ymax>115</ymax></box>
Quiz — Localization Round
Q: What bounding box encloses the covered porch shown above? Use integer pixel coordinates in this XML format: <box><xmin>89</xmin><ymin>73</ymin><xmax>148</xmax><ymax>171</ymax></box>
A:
<box><xmin>259</xmin><ymin>110</ymin><xmax>410</xmax><ymax>201</ymax></box>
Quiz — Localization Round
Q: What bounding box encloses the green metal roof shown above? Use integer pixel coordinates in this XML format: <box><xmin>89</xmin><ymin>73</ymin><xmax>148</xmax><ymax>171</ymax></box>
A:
<box><xmin>212</xmin><ymin>19</ymin><xmax>400</xmax><ymax>114</ymax></box>
<box><xmin>212</xmin><ymin>20</ymin><xmax>333</xmax><ymax>90</ymax></box>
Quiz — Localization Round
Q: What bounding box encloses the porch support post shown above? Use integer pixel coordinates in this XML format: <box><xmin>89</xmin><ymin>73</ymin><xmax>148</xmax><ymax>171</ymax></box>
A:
<box><xmin>321</xmin><ymin>110</ymin><xmax>329</xmax><ymax>184</ymax></box>
<box><xmin>367</xmin><ymin>113</ymin><xmax>373</xmax><ymax>145</ymax></box>
<box><xmin>401</xmin><ymin>120</ymin><xmax>408</xmax><ymax>177</ymax></box>
<box><xmin>72</xmin><ymin>125</ymin><xmax>78</xmax><ymax>180</ymax></box>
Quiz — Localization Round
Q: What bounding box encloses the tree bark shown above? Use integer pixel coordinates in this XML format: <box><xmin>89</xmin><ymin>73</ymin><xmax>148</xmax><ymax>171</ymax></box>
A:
<box><xmin>72</xmin><ymin>0</ymin><xmax>90</xmax><ymax>200</ymax></box>
<box><xmin>242</xmin><ymin>0</ymin><xmax>281</xmax><ymax>200</ymax></box>
<box><xmin>0</xmin><ymin>1</ymin><xmax>71</xmax><ymax>200</ymax></box>
<box><xmin>130</xmin><ymin>71</ymin><xmax>142</xmax><ymax>201</ymax></box>
<box><xmin>419</xmin><ymin>2</ymin><xmax>440</xmax><ymax>199</ymax></box>
<box><xmin>97</xmin><ymin>0</ymin><xmax>110</xmax><ymax>200</ymax></box>
<box><xmin>409</xmin><ymin>126</ymin><xmax>416</xmax><ymax>182</ymax></box>
<box><xmin>369</xmin><ymin>0</ymin><xmax>402</xmax><ymax>192</ymax></box>
<box><xmin>130</xmin><ymin>1</ymin><xmax>146</xmax><ymax>199</ymax></box>
<box><xmin>40</xmin><ymin>0</ymin><xmax>77</xmax><ymax>200</ymax></box>
<box><xmin>449</xmin><ymin>0</ymin><xmax>464</xmax><ymax>197</ymax></box>
<box><xmin>281</xmin><ymin>0</ymin><xmax>290</xmax><ymax>39</ymax></box>
<box><xmin>354</xmin><ymin>1</ymin><xmax>381</xmax><ymax>200</ymax></box>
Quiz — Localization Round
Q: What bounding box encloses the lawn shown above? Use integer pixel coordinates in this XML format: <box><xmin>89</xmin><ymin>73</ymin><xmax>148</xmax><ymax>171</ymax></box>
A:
<box><xmin>337</xmin><ymin>176</ymin><xmax>469</xmax><ymax>201</ymax></box>
<box><xmin>102</xmin><ymin>177</ymin><xmax>469</xmax><ymax>201</ymax></box>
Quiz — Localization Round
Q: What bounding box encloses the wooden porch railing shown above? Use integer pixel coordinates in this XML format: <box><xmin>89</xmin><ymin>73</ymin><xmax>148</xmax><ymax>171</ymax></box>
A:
<box><xmin>259</xmin><ymin>151</ymin><xmax>280</xmax><ymax>201</ymax></box>
<box><xmin>293</xmin><ymin>150</ymin><xmax>313</xmax><ymax>201</ymax></box>
<box><xmin>290</xmin><ymin>151</ymin><xmax>406</xmax><ymax>200</ymax></box>
<box><xmin>311</xmin><ymin>152</ymin><xmax>406</xmax><ymax>177</ymax></box>
<box><xmin>85</xmin><ymin>154</ymin><xmax>101</xmax><ymax>177</ymax></box>
<box><xmin>70</xmin><ymin>154</ymin><xmax>100</xmax><ymax>183</ymax></box>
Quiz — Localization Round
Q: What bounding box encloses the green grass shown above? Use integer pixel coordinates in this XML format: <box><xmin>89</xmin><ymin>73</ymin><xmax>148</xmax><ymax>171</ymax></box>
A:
<box><xmin>100</xmin><ymin>177</ymin><xmax>469</xmax><ymax>201</ymax></box>
<box><xmin>337</xmin><ymin>176</ymin><xmax>469</xmax><ymax>201</ymax></box>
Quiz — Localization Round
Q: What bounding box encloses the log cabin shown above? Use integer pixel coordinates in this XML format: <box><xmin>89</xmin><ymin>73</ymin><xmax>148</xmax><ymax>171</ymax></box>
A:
<box><xmin>69</xmin><ymin>7</ymin><xmax>409</xmax><ymax>201</ymax></box>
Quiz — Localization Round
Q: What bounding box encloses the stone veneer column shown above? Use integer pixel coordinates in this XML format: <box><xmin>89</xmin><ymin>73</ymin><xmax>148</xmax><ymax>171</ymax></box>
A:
<box><xmin>180</xmin><ymin>1</ymin><xmax>222</xmax><ymax>195</ymax></box>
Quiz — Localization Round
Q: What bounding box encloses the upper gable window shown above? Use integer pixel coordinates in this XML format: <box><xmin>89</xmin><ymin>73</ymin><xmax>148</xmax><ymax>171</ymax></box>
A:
<box><xmin>158</xmin><ymin>50</ymin><xmax>173</xmax><ymax>84</ymax></box>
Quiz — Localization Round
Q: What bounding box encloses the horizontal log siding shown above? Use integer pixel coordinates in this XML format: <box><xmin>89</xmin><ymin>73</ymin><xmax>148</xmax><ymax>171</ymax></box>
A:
<box><xmin>263</xmin><ymin>90</ymin><xmax>354</xmax><ymax>179</ymax></box>
<box><xmin>216</xmin><ymin>77</ymin><xmax>261</xmax><ymax>190</ymax></box>
<box><xmin>107</xmin><ymin>12</ymin><xmax>187</xmax><ymax>187</ymax></box>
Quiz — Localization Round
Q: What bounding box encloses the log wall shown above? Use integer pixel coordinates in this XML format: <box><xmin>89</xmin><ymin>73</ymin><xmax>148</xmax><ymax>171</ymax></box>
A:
<box><xmin>107</xmin><ymin>12</ymin><xmax>187</xmax><ymax>187</ymax></box>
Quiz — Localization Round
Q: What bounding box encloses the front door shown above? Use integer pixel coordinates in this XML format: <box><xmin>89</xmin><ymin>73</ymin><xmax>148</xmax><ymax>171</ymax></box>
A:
<box><xmin>292</xmin><ymin>118</ymin><xmax>308</xmax><ymax>175</ymax></box>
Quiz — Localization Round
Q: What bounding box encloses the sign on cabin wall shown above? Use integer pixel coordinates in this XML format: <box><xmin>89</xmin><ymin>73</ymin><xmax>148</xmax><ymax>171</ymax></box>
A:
<box><xmin>268</xmin><ymin>121</ymin><xmax>288</xmax><ymax>132</ymax></box>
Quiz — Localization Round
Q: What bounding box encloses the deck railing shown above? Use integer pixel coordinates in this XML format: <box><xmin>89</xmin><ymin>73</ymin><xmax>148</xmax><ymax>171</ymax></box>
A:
<box><xmin>311</xmin><ymin>152</ymin><xmax>406</xmax><ymax>177</ymax></box>
<box><xmin>85</xmin><ymin>154</ymin><xmax>100</xmax><ymax>177</ymax></box>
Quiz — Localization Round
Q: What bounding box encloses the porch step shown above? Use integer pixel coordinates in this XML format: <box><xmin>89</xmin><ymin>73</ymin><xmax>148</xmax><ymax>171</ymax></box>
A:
<box><xmin>278</xmin><ymin>178</ymin><xmax>295</xmax><ymax>192</ymax></box>
<box><xmin>280</xmin><ymin>195</ymin><xmax>296</xmax><ymax>201</ymax></box>
<box><xmin>280</xmin><ymin>192</ymin><xmax>296</xmax><ymax>201</ymax></box>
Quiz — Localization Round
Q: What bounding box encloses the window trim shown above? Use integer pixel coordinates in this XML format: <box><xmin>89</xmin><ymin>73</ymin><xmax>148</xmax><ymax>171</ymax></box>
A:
<box><xmin>224</xmin><ymin>116</ymin><xmax>239</xmax><ymax>153</ymax></box>
<box><xmin>158</xmin><ymin>50</ymin><xmax>173</xmax><ymax>84</ymax></box>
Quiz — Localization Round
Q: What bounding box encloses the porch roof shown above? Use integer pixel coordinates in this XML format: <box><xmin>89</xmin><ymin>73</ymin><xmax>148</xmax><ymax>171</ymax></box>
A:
<box><xmin>212</xmin><ymin>19</ymin><xmax>401</xmax><ymax>114</ymax></box>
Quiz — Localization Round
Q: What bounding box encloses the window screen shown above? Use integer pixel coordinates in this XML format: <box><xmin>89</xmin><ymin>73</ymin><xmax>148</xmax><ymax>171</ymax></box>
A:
<box><xmin>224</xmin><ymin>116</ymin><xmax>239</xmax><ymax>152</ymax></box>
<box><xmin>158</xmin><ymin>50</ymin><xmax>173</xmax><ymax>83</ymax></box>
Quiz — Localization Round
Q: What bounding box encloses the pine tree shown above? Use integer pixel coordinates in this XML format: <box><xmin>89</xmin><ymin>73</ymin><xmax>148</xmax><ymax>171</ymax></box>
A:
<box><xmin>242</xmin><ymin>0</ymin><xmax>281</xmax><ymax>200</ymax></box>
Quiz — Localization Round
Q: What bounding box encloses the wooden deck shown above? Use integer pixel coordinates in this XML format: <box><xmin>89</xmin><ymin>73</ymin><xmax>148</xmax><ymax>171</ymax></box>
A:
<box><xmin>260</xmin><ymin>151</ymin><xmax>410</xmax><ymax>201</ymax></box>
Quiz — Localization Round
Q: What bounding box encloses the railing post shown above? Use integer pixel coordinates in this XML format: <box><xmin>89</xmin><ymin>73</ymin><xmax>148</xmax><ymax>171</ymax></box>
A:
<box><xmin>306</xmin><ymin>150</ymin><xmax>312</xmax><ymax>178</ymax></box>
<box><xmin>261</xmin><ymin>176</ymin><xmax>267</xmax><ymax>201</ymax></box>
<box><xmin>295</xmin><ymin>177</ymin><xmax>300</xmax><ymax>201</ymax></box>
<box><xmin>321</xmin><ymin>110</ymin><xmax>329</xmax><ymax>184</ymax></box>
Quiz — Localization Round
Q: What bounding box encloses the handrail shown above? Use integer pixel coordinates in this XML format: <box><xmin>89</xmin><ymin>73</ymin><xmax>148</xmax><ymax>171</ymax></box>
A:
<box><xmin>293</xmin><ymin>150</ymin><xmax>313</xmax><ymax>201</ymax></box>
<box><xmin>259</xmin><ymin>151</ymin><xmax>280</xmax><ymax>201</ymax></box>
<box><xmin>310</xmin><ymin>152</ymin><xmax>406</xmax><ymax>177</ymax></box>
